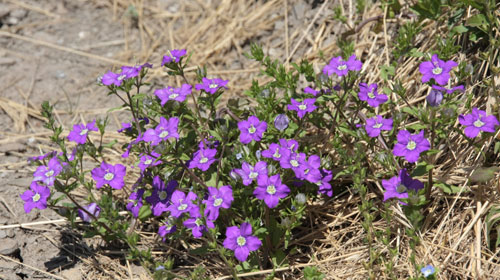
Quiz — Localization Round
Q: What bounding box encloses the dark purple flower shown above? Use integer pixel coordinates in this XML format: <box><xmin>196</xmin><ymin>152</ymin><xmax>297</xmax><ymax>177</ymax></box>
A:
<box><xmin>117</xmin><ymin>122</ymin><xmax>132</xmax><ymax>133</ymax></box>
<box><xmin>358</xmin><ymin>83</ymin><xmax>388</xmax><ymax>107</ymax></box>
<box><xmin>365</xmin><ymin>115</ymin><xmax>393</xmax><ymax>137</ymax></box>
<box><xmin>126</xmin><ymin>189</ymin><xmax>145</xmax><ymax>218</ymax></box>
<box><xmin>155</xmin><ymin>84</ymin><xmax>192</xmax><ymax>105</ymax></box>
<box><xmin>138</xmin><ymin>152</ymin><xmax>162</xmax><ymax>172</ymax></box>
<box><xmin>382</xmin><ymin>169</ymin><xmax>423</xmax><ymax>202</ymax></box>
<box><xmin>146</xmin><ymin>176</ymin><xmax>178</xmax><ymax>216</ymax></box>
<box><xmin>20</xmin><ymin>181</ymin><xmax>50</xmax><ymax>213</ymax></box>
<box><xmin>165</xmin><ymin>190</ymin><xmax>199</xmax><ymax>218</ymax></box>
<box><xmin>287</xmin><ymin>98</ymin><xmax>317</xmax><ymax>119</ymax></box>
<box><xmin>238</xmin><ymin>116</ymin><xmax>267</xmax><ymax>144</ymax></box>
<box><xmin>419</xmin><ymin>54</ymin><xmax>458</xmax><ymax>85</ymax></box>
<box><xmin>28</xmin><ymin>151</ymin><xmax>57</xmax><ymax>163</ymax></box>
<box><xmin>158</xmin><ymin>218</ymin><xmax>177</xmax><ymax>241</ymax></box>
<box><xmin>91</xmin><ymin>162</ymin><xmax>126</xmax><ymax>189</ymax></box>
<box><xmin>183</xmin><ymin>211</ymin><xmax>214</xmax><ymax>238</ymax></box>
<box><xmin>67</xmin><ymin>120</ymin><xmax>98</xmax><ymax>144</ymax></box>
<box><xmin>426</xmin><ymin>89</ymin><xmax>443</xmax><ymax>107</ymax></box>
<box><xmin>161</xmin><ymin>49</ymin><xmax>187</xmax><ymax>66</ymax></box>
<box><xmin>78</xmin><ymin>202</ymin><xmax>101</xmax><ymax>222</ymax></box>
<box><xmin>33</xmin><ymin>157</ymin><xmax>62</xmax><ymax>186</ymax></box>
<box><xmin>322</xmin><ymin>55</ymin><xmax>363</xmax><ymax>77</ymax></box>
<box><xmin>432</xmin><ymin>84</ymin><xmax>464</xmax><ymax>94</ymax></box>
<box><xmin>254</xmin><ymin>174</ymin><xmax>290</xmax><ymax>208</ymax></box>
<box><xmin>303</xmin><ymin>87</ymin><xmax>319</xmax><ymax>96</ymax></box>
<box><xmin>223</xmin><ymin>222</ymin><xmax>262</xmax><ymax>262</ymax></box>
<box><xmin>274</xmin><ymin>114</ymin><xmax>289</xmax><ymax>131</ymax></box>
<box><xmin>188</xmin><ymin>145</ymin><xmax>217</xmax><ymax>171</ymax></box>
<box><xmin>142</xmin><ymin>116</ymin><xmax>179</xmax><ymax>146</ymax></box>
<box><xmin>459</xmin><ymin>108</ymin><xmax>499</xmax><ymax>138</ymax></box>
<box><xmin>203</xmin><ymin>185</ymin><xmax>234</xmax><ymax>221</ymax></box>
<box><xmin>393</xmin><ymin>130</ymin><xmax>430</xmax><ymax>163</ymax></box>
<box><xmin>195</xmin><ymin>77</ymin><xmax>229</xmax><ymax>94</ymax></box>
<box><xmin>233</xmin><ymin>161</ymin><xmax>268</xmax><ymax>186</ymax></box>
<box><xmin>316</xmin><ymin>169</ymin><xmax>333</xmax><ymax>197</ymax></box>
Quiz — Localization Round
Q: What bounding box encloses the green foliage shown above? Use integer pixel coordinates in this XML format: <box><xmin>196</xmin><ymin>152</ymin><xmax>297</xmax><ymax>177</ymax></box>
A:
<box><xmin>303</xmin><ymin>266</ymin><xmax>325</xmax><ymax>280</ymax></box>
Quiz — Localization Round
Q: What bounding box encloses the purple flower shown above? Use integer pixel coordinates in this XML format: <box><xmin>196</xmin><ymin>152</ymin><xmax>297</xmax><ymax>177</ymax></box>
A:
<box><xmin>117</xmin><ymin>122</ymin><xmax>132</xmax><ymax>133</ymax></box>
<box><xmin>316</xmin><ymin>169</ymin><xmax>333</xmax><ymax>197</ymax></box>
<box><xmin>101</xmin><ymin>71</ymin><xmax>125</xmax><ymax>86</ymax></box>
<box><xmin>287</xmin><ymin>98</ymin><xmax>317</xmax><ymax>119</ymax></box>
<box><xmin>183</xmin><ymin>211</ymin><xmax>214</xmax><ymax>238</ymax></box>
<box><xmin>279</xmin><ymin>152</ymin><xmax>306</xmax><ymax>176</ymax></box>
<box><xmin>203</xmin><ymin>185</ymin><xmax>234</xmax><ymax>221</ymax></box>
<box><xmin>421</xmin><ymin>265</ymin><xmax>435</xmax><ymax>278</ymax></box>
<box><xmin>67</xmin><ymin>120</ymin><xmax>98</xmax><ymax>144</ymax></box>
<box><xmin>393</xmin><ymin>130</ymin><xmax>430</xmax><ymax>163</ymax></box>
<box><xmin>303</xmin><ymin>87</ymin><xmax>319</xmax><ymax>96</ymax></box>
<box><xmin>233</xmin><ymin>161</ymin><xmax>268</xmax><ymax>186</ymax></box>
<box><xmin>91</xmin><ymin>162</ymin><xmax>126</xmax><ymax>189</ymax></box>
<box><xmin>365</xmin><ymin>115</ymin><xmax>393</xmax><ymax>137</ymax></box>
<box><xmin>161</xmin><ymin>49</ymin><xmax>187</xmax><ymax>66</ymax></box>
<box><xmin>158</xmin><ymin>218</ymin><xmax>177</xmax><ymax>241</ymax></box>
<box><xmin>188</xmin><ymin>145</ymin><xmax>217</xmax><ymax>171</ymax></box>
<box><xmin>78</xmin><ymin>202</ymin><xmax>101</xmax><ymax>222</ymax></box>
<box><xmin>33</xmin><ymin>157</ymin><xmax>62</xmax><ymax>186</ymax></box>
<box><xmin>223</xmin><ymin>222</ymin><xmax>262</xmax><ymax>262</ymax></box>
<box><xmin>419</xmin><ymin>54</ymin><xmax>458</xmax><ymax>85</ymax></box>
<box><xmin>146</xmin><ymin>176</ymin><xmax>178</xmax><ymax>216</ymax></box>
<box><xmin>426</xmin><ymin>89</ymin><xmax>443</xmax><ymax>107</ymax></box>
<box><xmin>299</xmin><ymin>155</ymin><xmax>322</xmax><ymax>183</ymax></box>
<box><xmin>382</xmin><ymin>169</ymin><xmax>423</xmax><ymax>202</ymax></box>
<box><xmin>279</xmin><ymin>138</ymin><xmax>299</xmax><ymax>152</ymax></box>
<box><xmin>28</xmin><ymin>151</ymin><xmax>57</xmax><ymax>163</ymax></box>
<box><xmin>254</xmin><ymin>174</ymin><xmax>290</xmax><ymax>208</ymax></box>
<box><xmin>432</xmin><ymin>84</ymin><xmax>464</xmax><ymax>94</ymax></box>
<box><xmin>126</xmin><ymin>189</ymin><xmax>145</xmax><ymax>218</ymax></box>
<box><xmin>195</xmin><ymin>77</ymin><xmax>229</xmax><ymax>94</ymax></box>
<box><xmin>155</xmin><ymin>84</ymin><xmax>192</xmax><ymax>105</ymax></box>
<box><xmin>262</xmin><ymin>143</ymin><xmax>291</xmax><ymax>161</ymax></box>
<box><xmin>358</xmin><ymin>83</ymin><xmax>388</xmax><ymax>107</ymax></box>
<box><xmin>20</xmin><ymin>181</ymin><xmax>50</xmax><ymax>213</ymax></box>
<box><xmin>142</xmin><ymin>117</ymin><xmax>179</xmax><ymax>146</ymax></box>
<box><xmin>459</xmin><ymin>108</ymin><xmax>499</xmax><ymax>138</ymax></box>
<box><xmin>138</xmin><ymin>152</ymin><xmax>162</xmax><ymax>172</ymax></box>
<box><xmin>322</xmin><ymin>55</ymin><xmax>363</xmax><ymax>77</ymax></box>
<box><xmin>165</xmin><ymin>190</ymin><xmax>199</xmax><ymax>218</ymax></box>
<box><xmin>238</xmin><ymin>116</ymin><xmax>267</xmax><ymax>144</ymax></box>
<box><xmin>274</xmin><ymin>114</ymin><xmax>289</xmax><ymax>131</ymax></box>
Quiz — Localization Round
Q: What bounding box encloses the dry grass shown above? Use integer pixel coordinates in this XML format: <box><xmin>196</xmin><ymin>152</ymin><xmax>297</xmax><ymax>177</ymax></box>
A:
<box><xmin>1</xmin><ymin>0</ymin><xmax>500</xmax><ymax>279</ymax></box>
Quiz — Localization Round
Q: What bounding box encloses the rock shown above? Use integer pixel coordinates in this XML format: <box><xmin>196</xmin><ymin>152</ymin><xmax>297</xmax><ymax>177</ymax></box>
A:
<box><xmin>0</xmin><ymin>4</ymin><xmax>11</xmax><ymax>18</ymax></box>
<box><xmin>0</xmin><ymin>238</ymin><xmax>18</xmax><ymax>255</ymax></box>
<box><xmin>0</xmin><ymin>142</ymin><xmax>25</xmax><ymax>153</ymax></box>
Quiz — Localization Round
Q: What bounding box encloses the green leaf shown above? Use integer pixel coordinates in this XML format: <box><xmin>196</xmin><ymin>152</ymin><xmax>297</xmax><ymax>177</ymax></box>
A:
<box><xmin>189</xmin><ymin>246</ymin><xmax>209</xmax><ymax>255</ymax></box>
<box><xmin>411</xmin><ymin>163</ymin><xmax>434</xmax><ymax>177</ymax></box>
<box><xmin>470</xmin><ymin>167</ymin><xmax>499</xmax><ymax>183</ymax></box>
<box><xmin>467</xmin><ymin>14</ymin><xmax>487</xmax><ymax>27</ymax></box>
<box><xmin>452</xmin><ymin>24</ymin><xmax>468</xmax><ymax>34</ymax></box>
<box><xmin>435</xmin><ymin>182</ymin><xmax>465</xmax><ymax>194</ymax></box>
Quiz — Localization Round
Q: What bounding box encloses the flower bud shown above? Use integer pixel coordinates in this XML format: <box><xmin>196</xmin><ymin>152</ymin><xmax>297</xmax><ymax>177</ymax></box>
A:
<box><xmin>295</xmin><ymin>193</ymin><xmax>306</xmax><ymax>204</ymax></box>
<box><xmin>274</xmin><ymin>114</ymin><xmax>289</xmax><ymax>131</ymax></box>
<box><xmin>426</xmin><ymin>89</ymin><xmax>443</xmax><ymax>107</ymax></box>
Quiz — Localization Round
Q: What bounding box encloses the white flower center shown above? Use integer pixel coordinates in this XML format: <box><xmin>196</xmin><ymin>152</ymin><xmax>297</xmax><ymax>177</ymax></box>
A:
<box><xmin>178</xmin><ymin>203</ymin><xmax>188</xmax><ymax>211</ymax></box>
<box><xmin>104</xmin><ymin>172</ymin><xmax>114</xmax><ymax>181</ymax></box>
<box><xmin>396</xmin><ymin>184</ymin><xmax>407</xmax><ymax>194</ymax></box>
<box><xmin>290</xmin><ymin>159</ymin><xmax>299</xmax><ymax>167</ymax></box>
<box><xmin>473</xmin><ymin>119</ymin><xmax>485</xmax><ymax>128</ymax></box>
<box><xmin>45</xmin><ymin>170</ymin><xmax>54</xmax><ymax>177</ymax></box>
<box><xmin>237</xmin><ymin>236</ymin><xmax>246</xmax><ymax>246</ymax></box>
<box><xmin>159</xmin><ymin>191</ymin><xmax>167</xmax><ymax>200</ymax></box>
<box><xmin>213</xmin><ymin>198</ymin><xmax>223</xmax><ymax>207</ymax></box>
<box><xmin>209</xmin><ymin>83</ymin><xmax>218</xmax><ymax>89</ymax></box>
<box><xmin>298</xmin><ymin>104</ymin><xmax>307</xmax><ymax>110</ymax></box>
<box><xmin>32</xmin><ymin>193</ymin><xmax>41</xmax><ymax>202</ymax></box>
<box><xmin>337</xmin><ymin>64</ymin><xmax>347</xmax><ymax>70</ymax></box>
<box><xmin>117</xmin><ymin>74</ymin><xmax>127</xmax><ymax>81</ymax></box>
<box><xmin>432</xmin><ymin>67</ymin><xmax>442</xmax><ymax>75</ymax></box>
<box><xmin>159</xmin><ymin>130</ymin><xmax>169</xmax><ymax>138</ymax></box>
<box><xmin>373</xmin><ymin>122</ymin><xmax>383</xmax><ymax>129</ymax></box>
<box><xmin>249</xmin><ymin>171</ymin><xmax>258</xmax><ymax>179</ymax></box>
<box><xmin>195</xmin><ymin>218</ymin><xmax>203</xmax><ymax>226</ymax></box>
<box><xmin>367</xmin><ymin>91</ymin><xmax>375</xmax><ymax>99</ymax></box>
<box><xmin>199</xmin><ymin>157</ymin><xmax>208</xmax><ymax>163</ymax></box>
<box><xmin>304</xmin><ymin>169</ymin><xmax>310</xmax><ymax>175</ymax></box>
<box><xmin>248</xmin><ymin>125</ymin><xmax>256</xmax><ymax>134</ymax></box>
<box><xmin>266</xmin><ymin>185</ymin><xmax>276</xmax><ymax>195</ymax></box>
<box><xmin>406</xmin><ymin>140</ymin><xmax>417</xmax><ymax>151</ymax></box>
<box><xmin>144</xmin><ymin>159</ymin><xmax>153</xmax><ymax>165</ymax></box>
<box><xmin>273</xmin><ymin>148</ymin><xmax>281</xmax><ymax>158</ymax></box>
<box><xmin>79</xmin><ymin>128</ymin><xmax>89</xmax><ymax>136</ymax></box>
<box><xmin>169</xmin><ymin>93</ymin><xmax>179</xmax><ymax>99</ymax></box>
